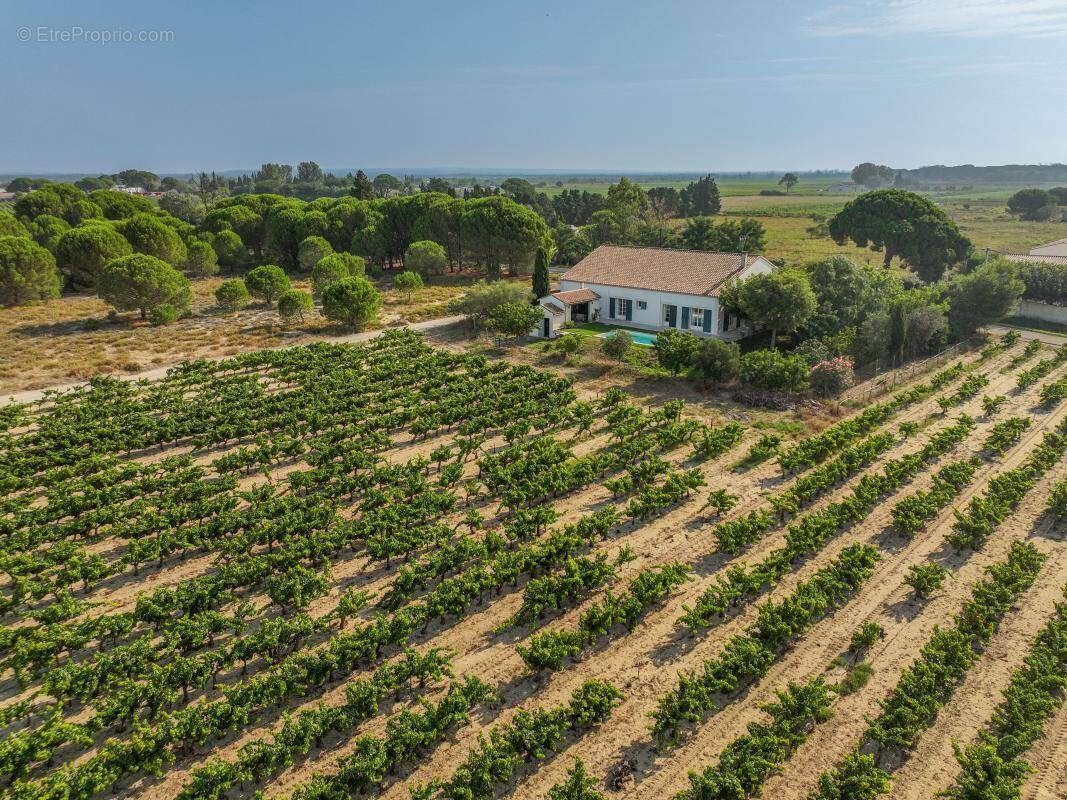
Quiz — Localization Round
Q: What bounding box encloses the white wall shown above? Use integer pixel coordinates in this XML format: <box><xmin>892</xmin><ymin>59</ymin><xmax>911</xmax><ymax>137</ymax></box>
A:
<box><xmin>558</xmin><ymin>280</ymin><xmax>725</xmax><ymax>335</ymax></box>
<box><xmin>1016</xmin><ymin>299</ymin><xmax>1067</xmax><ymax>324</ymax></box>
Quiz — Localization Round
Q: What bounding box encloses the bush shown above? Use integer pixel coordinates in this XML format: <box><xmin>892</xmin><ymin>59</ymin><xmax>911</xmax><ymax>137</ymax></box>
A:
<box><xmin>244</xmin><ymin>265</ymin><xmax>291</xmax><ymax>306</ymax></box>
<box><xmin>0</xmin><ymin>235</ymin><xmax>62</xmax><ymax>306</ymax></box>
<box><xmin>739</xmin><ymin>349</ymin><xmax>809</xmax><ymax>393</ymax></box>
<box><xmin>653</xmin><ymin>328</ymin><xmax>700</xmax><ymax>374</ymax></box>
<box><xmin>98</xmin><ymin>253</ymin><xmax>191</xmax><ymax>321</ymax></box>
<box><xmin>809</xmin><ymin>357</ymin><xmax>855</xmax><ymax>396</ymax></box>
<box><xmin>148</xmin><ymin>303</ymin><xmax>180</xmax><ymax>326</ymax></box>
<box><xmin>449</xmin><ymin>280</ymin><xmax>531</xmax><ymax>329</ymax></box>
<box><xmin>278</xmin><ymin>289</ymin><xmax>313</xmax><ymax>322</ymax></box>
<box><xmin>904</xmin><ymin>563</ymin><xmax>948</xmax><ymax>597</ymax></box>
<box><xmin>554</xmin><ymin>333</ymin><xmax>584</xmax><ymax>358</ymax></box>
<box><xmin>691</xmin><ymin>338</ymin><xmax>740</xmax><ymax>382</ymax></box>
<box><xmin>394</xmin><ymin>270</ymin><xmax>424</xmax><ymax>302</ymax></box>
<box><xmin>215</xmin><ymin>279</ymin><xmax>251</xmax><ymax>312</ymax></box>
<box><xmin>601</xmin><ymin>330</ymin><xmax>633</xmax><ymax>360</ymax></box>
<box><xmin>321</xmin><ymin>275</ymin><xmax>381</xmax><ymax>329</ymax></box>
<box><xmin>297</xmin><ymin>236</ymin><xmax>334</xmax><ymax>272</ymax></box>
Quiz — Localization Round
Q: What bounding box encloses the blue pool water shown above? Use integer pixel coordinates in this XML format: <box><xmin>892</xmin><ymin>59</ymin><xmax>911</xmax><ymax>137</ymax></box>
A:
<box><xmin>597</xmin><ymin>329</ymin><xmax>658</xmax><ymax>346</ymax></box>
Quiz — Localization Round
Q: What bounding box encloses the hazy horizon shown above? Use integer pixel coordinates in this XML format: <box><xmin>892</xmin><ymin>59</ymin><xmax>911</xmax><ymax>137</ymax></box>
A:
<box><xmin>4</xmin><ymin>0</ymin><xmax>1066</xmax><ymax>174</ymax></box>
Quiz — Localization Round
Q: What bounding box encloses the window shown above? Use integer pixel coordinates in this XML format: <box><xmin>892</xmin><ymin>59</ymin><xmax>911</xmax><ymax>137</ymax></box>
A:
<box><xmin>614</xmin><ymin>298</ymin><xmax>631</xmax><ymax>319</ymax></box>
<box><xmin>637</xmin><ymin>300</ymin><xmax>647</xmax><ymax>310</ymax></box>
<box><xmin>664</xmin><ymin>305</ymin><xmax>673</xmax><ymax>324</ymax></box>
<box><xmin>689</xmin><ymin>308</ymin><xmax>705</xmax><ymax>329</ymax></box>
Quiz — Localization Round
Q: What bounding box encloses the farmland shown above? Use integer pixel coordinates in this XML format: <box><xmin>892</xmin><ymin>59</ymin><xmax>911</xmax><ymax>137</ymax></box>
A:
<box><xmin>0</xmin><ymin>327</ymin><xmax>1065</xmax><ymax>800</ymax></box>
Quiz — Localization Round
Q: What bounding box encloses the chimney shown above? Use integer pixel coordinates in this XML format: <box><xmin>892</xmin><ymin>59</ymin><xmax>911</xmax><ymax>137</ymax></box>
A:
<box><xmin>741</xmin><ymin>252</ymin><xmax>747</xmax><ymax>268</ymax></box>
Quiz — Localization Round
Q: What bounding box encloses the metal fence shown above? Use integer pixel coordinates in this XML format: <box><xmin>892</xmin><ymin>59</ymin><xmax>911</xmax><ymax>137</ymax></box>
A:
<box><xmin>846</xmin><ymin>341</ymin><xmax>973</xmax><ymax>405</ymax></box>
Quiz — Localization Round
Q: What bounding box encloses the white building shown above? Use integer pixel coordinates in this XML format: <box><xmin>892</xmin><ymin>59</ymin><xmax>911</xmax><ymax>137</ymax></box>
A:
<box><xmin>1030</xmin><ymin>238</ymin><xmax>1067</xmax><ymax>259</ymax></box>
<box><xmin>535</xmin><ymin>244</ymin><xmax>775</xmax><ymax>340</ymax></box>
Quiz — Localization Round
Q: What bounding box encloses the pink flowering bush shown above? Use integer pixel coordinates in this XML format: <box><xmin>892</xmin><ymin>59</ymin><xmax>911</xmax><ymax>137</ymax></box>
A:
<box><xmin>810</xmin><ymin>357</ymin><xmax>855</xmax><ymax>396</ymax></box>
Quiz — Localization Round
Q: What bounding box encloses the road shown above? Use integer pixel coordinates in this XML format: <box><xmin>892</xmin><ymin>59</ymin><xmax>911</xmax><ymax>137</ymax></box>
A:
<box><xmin>988</xmin><ymin>323</ymin><xmax>1065</xmax><ymax>345</ymax></box>
<box><xmin>2</xmin><ymin>314</ymin><xmax>468</xmax><ymax>407</ymax></box>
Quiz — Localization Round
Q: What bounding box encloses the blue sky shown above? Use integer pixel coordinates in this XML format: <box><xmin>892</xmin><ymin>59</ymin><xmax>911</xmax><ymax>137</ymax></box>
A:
<box><xmin>3</xmin><ymin>0</ymin><xmax>1066</xmax><ymax>174</ymax></box>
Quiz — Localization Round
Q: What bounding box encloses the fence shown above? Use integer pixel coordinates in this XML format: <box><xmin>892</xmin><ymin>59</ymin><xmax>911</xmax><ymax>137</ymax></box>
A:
<box><xmin>845</xmin><ymin>341</ymin><xmax>973</xmax><ymax>405</ymax></box>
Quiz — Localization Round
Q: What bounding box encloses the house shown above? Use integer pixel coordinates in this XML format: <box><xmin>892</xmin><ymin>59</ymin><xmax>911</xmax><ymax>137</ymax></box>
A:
<box><xmin>826</xmin><ymin>182</ymin><xmax>862</xmax><ymax>193</ymax></box>
<box><xmin>535</xmin><ymin>244</ymin><xmax>775</xmax><ymax>340</ymax></box>
<box><xmin>1001</xmin><ymin>238</ymin><xmax>1067</xmax><ymax>267</ymax></box>
<box><xmin>1029</xmin><ymin>238</ymin><xmax>1067</xmax><ymax>258</ymax></box>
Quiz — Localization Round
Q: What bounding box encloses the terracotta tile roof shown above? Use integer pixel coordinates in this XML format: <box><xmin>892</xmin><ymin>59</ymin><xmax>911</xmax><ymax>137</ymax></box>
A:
<box><xmin>542</xmin><ymin>301</ymin><xmax>564</xmax><ymax>316</ymax></box>
<box><xmin>1002</xmin><ymin>252</ymin><xmax>1067</xmax><ymax>266</ymax></box>
<box><xmin>551</xmin><ymin>288</ymin><xmax>600</xmax><ymax>304</ymax></box>
<box><xmin>559</xmin><ymin>245</ymin><xmax>760</xmax><ymax>297</ymax></box>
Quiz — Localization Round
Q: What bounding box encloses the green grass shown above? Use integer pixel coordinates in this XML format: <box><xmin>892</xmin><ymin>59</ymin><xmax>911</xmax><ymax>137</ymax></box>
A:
<box><xmin>836</xmin><ymin>661</ymin><xmax>874</xmax><ymax>696</ymax></box>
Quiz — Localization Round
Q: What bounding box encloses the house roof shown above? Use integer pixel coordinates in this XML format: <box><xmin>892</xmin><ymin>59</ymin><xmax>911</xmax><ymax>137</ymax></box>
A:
<box><xmin>559</xmin><ymin>245</ymin><xmax>763</xmax><ymax>297</ymax></box>
<box><xmin>542</xmin><ymin>301</ymin><xmax>564</xmax><ymax>316</ymax></box>
<box><xmin>551</xmin><ymin>288</ymin><xmax>600</xmax><ymax>304</ymax></box>
<box><xmin>1031</xmin><ymin>237</ymin><xmax>1067</xmax><ymax>251</ymax></box>
<box><xmin>1002</xmin><ymin>252</ymin><xmax>1067</xmax><ymax>266</ymax></box>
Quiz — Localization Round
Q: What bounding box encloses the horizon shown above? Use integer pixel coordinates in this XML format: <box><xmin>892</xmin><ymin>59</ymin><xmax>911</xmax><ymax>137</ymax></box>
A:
<box><xmin>4</xmin><ymin>0</ymin><xmax>1066</xmax><ymax>174</ymax></box>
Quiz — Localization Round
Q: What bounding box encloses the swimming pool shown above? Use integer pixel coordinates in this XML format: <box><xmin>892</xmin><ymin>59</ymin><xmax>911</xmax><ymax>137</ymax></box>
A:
<box><xmin>597</xmin><ymin>329</ymin><xmax>658</xmax><ymax>347</ymax></box>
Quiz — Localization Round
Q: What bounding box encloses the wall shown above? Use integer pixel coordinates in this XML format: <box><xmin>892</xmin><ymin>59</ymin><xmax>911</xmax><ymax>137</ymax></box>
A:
<box><xmin>558</xmin><ymin>280</ymin><xmax>724</xmax><ymax>335</ymax></box>
<box><xmin>1015</xmin><ymin>299</ymin><xmax>1067</xmax><ymax>324</ymax></box>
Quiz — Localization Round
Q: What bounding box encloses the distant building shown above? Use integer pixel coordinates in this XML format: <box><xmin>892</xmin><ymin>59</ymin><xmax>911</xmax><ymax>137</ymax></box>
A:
<box><xmin>1029</xmin><ymin>238</ymin><xmax>1067</xmax><ymax>258</ymax></box>
<box><xmin>1001</xmin><ymin>238</ymin><xmax>1067</xmax><ymax>266</ymax></box>
<box><xmin>534</xmin><ymin>244</ymin><xmax>774</xmax><ymax>340</ymax></box>
<box><xmin>826</xmin><ymin>182</ymin><xmax>862</xmax><ymax>193</ymax></box>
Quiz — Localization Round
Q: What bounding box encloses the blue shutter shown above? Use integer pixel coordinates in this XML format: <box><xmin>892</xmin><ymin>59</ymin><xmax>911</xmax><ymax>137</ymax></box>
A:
<box><xmin>668</xmin><ymin>305</ymin><xmax>677</xmax><ymax>328</ymax></box>
<box><xmin>722</xmin><ymin>310</ymin><xmax>729</xmax><ymax>332</ymax></box>
<box><xmin>625</xmin><ymin>300</ymin><xmax>632</xmax><ymax>321</ymax></box>
<box><xmin>609</xmin><ymin>297</ymin><xmax>616</xmax><ymax>319</ymax></box>
<box><xmin>703</xmin><ymin>308</ymin><xmax>713</xmax><ymax>333</ymax></box>
<box><xmin>681</xmin><ymin>307</ymin><xmax>690</xmax><ymax>329</ymax></box>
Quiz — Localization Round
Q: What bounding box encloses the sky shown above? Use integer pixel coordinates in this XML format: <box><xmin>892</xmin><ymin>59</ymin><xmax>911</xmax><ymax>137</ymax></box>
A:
<box><xmin>2</xmin><ymin>0</ymin><xmax>1066</xmax><ymax>174</ymax></box>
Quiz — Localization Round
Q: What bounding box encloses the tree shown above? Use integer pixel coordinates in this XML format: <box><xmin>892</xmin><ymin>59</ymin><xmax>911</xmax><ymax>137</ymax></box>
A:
<box><xmin>244</xmin><ymin>265</ymin><xmax>292</xmax><ymax>306</ymax></box>
<box><xmin>121</xmin><ymin>213</ymin><xmax>187</xmax><ymax>265</ymax></box>
<box><xmin>654</xmin><ymin>329</ymin><xmax>700</xmax><ymax>374</ymax></box>
<box><xmin>0</xmin><ymin>212</ymin><xmax>28</xmax><ymax>239</ymax></box>
<box><xmin>278</xmin><ymin>289</ymin><xmax>313</xmax><ymax>322</ymax></box>
<box><xmin>210</xmin><ymin>229</ymin><xmax>248</xmax><ymax>268</ymax></box>
<box><xmin>850</xmin><ymin>162</ymin><xmax>894</xmax><ymax>187</ymax></box>
<box><xmin>204</xmin><ymin>205</ymin><xmax>264</xmax><ymax>256</ymax></box>
<box><xmin>681</xmin><ymin>217</ymin><xmax>720</xmax><ymax>251</ymax></box>
<box><xmin>372</xmin><ymin>173</ymin><xmax>403</xmax><ymax>196</ymax></box>
<box><xmin>351</xmin><ymin>169</ymin><xmax>376</xmax><ymax>200</ymax></box>
<box><xmin>692</xmin><ymin>338</ymin><xmax>740</xmax><ymax>382</ymax></box>
<box><xmin>264</xmin><ymin>204</ymin><xmax>310</xmax><ymax>268</ymax></box>
<box><xmin>405</xmin><ymin>239</ymin><xmax>448</xmax><ymax>277</ymax></box>
<box><xmin>532</xmin><ymin>246</ymin><xmax>551</xmax><ymax>299</ymax></box>
<box><xmin>25</xmin><ymin>215</ymin><xmax>71</xmax><ymax>253</ymax></box>
<box><xmin>804</xmin><ymin>255</ymin><xmax>886</xmax><ymax>337</ymax></box>
<box><xmin>296</xmin><ymin>161</ymin><xmax>324</xmax><ymax>183</ymax></box>
<box><xmin>778</xmin><ymin>172</ymin><xmax>799</xmax><ymax>191</ymax></box>
<box><xmin>553</xmin><ymin>224</ymin><xmax>595</xmax><ymax>265</ymax></box>
<box><xmin>88</xmin><ymin>189</ymin><xmax>154</xmax><ymax>220</ymax></box>
<box><xmin>448</xmin><ymin>279</ymin><xmax>531</xmax><ymax>329</ymax></box>
<box><xmin>312</xmin><ymin>252</ymin><xmax>365</xmax><ymax>297</ymax></box>
<box><xmin>736</xmin><ymin>268</ymin><xmax>816</xmax><ymax>347</ymax></box>
<box><xmin>158</xmin><ymin>191</ymin><xmax>206</xmax><ymax>224</ymax></box>
<box><xmin>185</xmin><ymin>239</ymin><xmax>219</xmax><ymax>277</ymax></box>
<box><xmin>55</xmin><ymin>223</ymin><xmax>133</xmax><ymax>289</ymax></box>
<box><xmin>715</xmin><ymin>218</ymin><xmax>767</xmax><ymax>252</ymax></box>
<box><xmin>297</xmin><ymin>235</ymin><xmax>334</xmax><ymax>272</ymax></box>
<box><xmin>15</xmin><ymin>183</ymin><xmax>102</xmax><ymax>226</ymax></box>
<box><xmin>321</xmin><ymin>275</ymin><xmax>381</xmax><ymax>329</ymax></box>
<box><xmin>484</xmin><ymin>301</ymin><xmax>542</xmax><ymax>340</ymax></box>
<box><xmin>0</xmin><ymin>235</ymin><xmax>62</xmax><ymax>306</ymax></box>
<box><xmin>828</xmin><ymin>189</ymin><xmax>971</xmax><ymax>280</ymax></box>
<box><xmin>215</xmin><ymin>279</ymin><xmax>251</xmax><ymax>312</ymax></box>
<box><xmin>946</xmin><ymin>259</ymin><xmax>1024</xmax><ymax>339</ymax></box>
<box><xmin>394</xmin><ymin>270</ymin><xmax>424</xmax><ymax>302</ymax></box>
<box><xmin>1006</xmin><ymin>188</ymin><xmax>1057</xmax><ymax>221</ymax></box>
<box><xmin>461</xmin><ymin>196</ymin><xmax>547</xmax><ymax>278</ymax></box>
<box><xmin>683</xmin><ymin>175</ymin><xmax>721</xmax><ymax>216</ymax></box>
<box><xmin>98</xmin><ymin>254</ymin><xmax>191</xmax><ymax>320</ymax></box>
<box><xmin>647</xmin><ymin>187</ymin><xmax>681</xmax><ymax>221</ymax></box>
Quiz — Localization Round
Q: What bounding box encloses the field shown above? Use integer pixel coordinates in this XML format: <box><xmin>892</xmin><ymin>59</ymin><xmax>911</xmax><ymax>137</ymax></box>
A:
<box><xmin>1</xmin><ymin>329</ymin><xmax>1065</xmax><ymax>800</ymax></box>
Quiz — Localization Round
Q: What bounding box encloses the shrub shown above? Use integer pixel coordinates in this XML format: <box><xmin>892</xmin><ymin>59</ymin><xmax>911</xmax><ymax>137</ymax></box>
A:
<box><xmin>0</xmin><ymin>235</ymin><xmax>62</xmax><ymax>306</ymax></box>
<box><xmin>554</xmin><ymin>333</ymin><xmax>584</xmax><ymax>358</ymax></box>
<box><xmin>98</xmin><ymin>254</ymin><xmax>191</xmax><ymax>321</ymax></box>
<box><xmin>739</xmin><ymin>349</ymin><xmax>809</xmax><ymax>393</ymax></box>
<box><xmin>148</xmin><ymin>303</ymin><xmax>180</xmax><ymax>326</ymax></box>
<box><xmin>244</xmin><ymin>265</ymin><xmax>291</xmax><ymax>306</ymax></box>
<box><xmin>215</xmin><ymin>279</ymin><xmax>251</xmax><ymax>312</ymax></box>
<box><xmin>904</xmin><ymin>563</ymin><xmax>948</xmax><ymax>597</ymax></box>
<box><xmin>394</xmin><ymin>270</ymin><xmax>424</xmax><ymax>302</ymax></box>
<box><xmin>449</xmin><ymin>279</ymin><xmax>531</xmax><ymax>329</ymax></box>
<box><xmin>484</xmin><ymin>301</ymin><xmax>542</xmax><ymax>339</ymax></box>
<box><xmin>809</xmin><ymin>357</ymin><xmax>855</xmax><ymax>396</ymax></box>
<box><xmin>691</xmin><ymin>337</ymin><xmax>740</xmax><ymax>382</ymax></box>
<box><xmin>654</xmin><ymin>328</ymin><xmax>700</xmax><ymax>374</ymax></box>
<box><xmin>601</xmin><ymin>330</ymin><xmax>633</xmax><ymax>360</ymax></box>
<box><xmin>297</xmin><ymin>235</ymin><xmax>334</xmax><ymax>272</ymax></box>
<box><xmin>321</xmin><ymin>275</ymin><xmax>381</xmax><ymax>329</ymax></box>
<box><xmin>278</xmin><ymin>289</ymin><xmax>313</xmax><ymax>322</ymax></box>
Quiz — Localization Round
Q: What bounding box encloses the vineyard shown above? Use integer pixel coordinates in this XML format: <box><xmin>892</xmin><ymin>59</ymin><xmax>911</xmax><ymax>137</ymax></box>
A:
<box><xmin>0</xmin><ymin>329</ymin><xmax>1065</xmax><ymax>800</ymax></box>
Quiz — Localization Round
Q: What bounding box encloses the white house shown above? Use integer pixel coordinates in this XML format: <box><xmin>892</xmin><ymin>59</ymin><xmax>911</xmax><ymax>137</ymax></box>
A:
<box><xmin>535</xmin><ymin>244</ymin><xmax>775</xmax><ymax>340</ymax></box>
